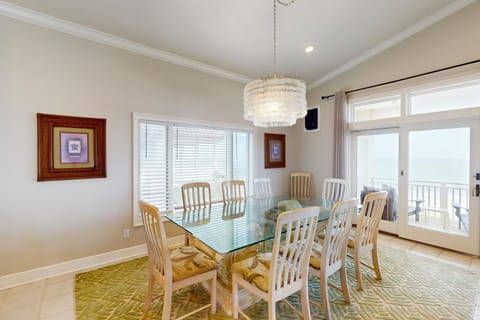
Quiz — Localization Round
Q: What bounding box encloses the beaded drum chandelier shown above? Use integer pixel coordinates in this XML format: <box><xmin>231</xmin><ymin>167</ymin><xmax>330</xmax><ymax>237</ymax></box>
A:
<box><xmin>243</xmin><ymin>0</ymin><xmax>307</xmax><ymax>127</ymax></box>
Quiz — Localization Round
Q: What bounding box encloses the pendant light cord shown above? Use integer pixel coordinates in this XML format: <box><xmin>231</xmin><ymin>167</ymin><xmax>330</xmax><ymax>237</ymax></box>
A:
<box><xmin>273</xmin><ymin>0</ymin><xmax>277</xmax><ymax>75</ymax></box>
<box><xmin>274</xmin><ymin>0</ymin><xmax>296</xmax><ymax>76</ymax></box>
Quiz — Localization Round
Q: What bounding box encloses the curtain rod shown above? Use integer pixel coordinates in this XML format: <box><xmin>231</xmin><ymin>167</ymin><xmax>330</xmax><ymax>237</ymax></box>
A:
<box><xmin>321</xmin><ymin>58</ymin><xmax>480</xmax><ymax>100</ymax></box>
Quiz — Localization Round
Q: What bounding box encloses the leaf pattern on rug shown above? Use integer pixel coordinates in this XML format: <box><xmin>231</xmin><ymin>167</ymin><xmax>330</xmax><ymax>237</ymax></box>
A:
<box><xmin>76</xmin><ymin>245</ymin><xmax>480</xmax><ymax>319</ymax></box>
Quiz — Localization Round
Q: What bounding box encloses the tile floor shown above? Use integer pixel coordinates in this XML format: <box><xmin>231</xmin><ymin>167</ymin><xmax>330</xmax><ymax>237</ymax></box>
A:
<box><xmin>1</xmin><ymin>233</ymin><xmax>480</xmax><ymax>319</ymax></box>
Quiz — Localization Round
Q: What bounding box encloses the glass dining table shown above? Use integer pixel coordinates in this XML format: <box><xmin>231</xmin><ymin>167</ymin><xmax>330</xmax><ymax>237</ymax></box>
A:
<box><xmin>164</xmin><ymin>196</ymin><xmax>333</xmax><ymax>315</ymax></box>
<box><xmin>165</xmin><ymin>195</ymin><xmax>334</xmax><ymax>255</ymax></box>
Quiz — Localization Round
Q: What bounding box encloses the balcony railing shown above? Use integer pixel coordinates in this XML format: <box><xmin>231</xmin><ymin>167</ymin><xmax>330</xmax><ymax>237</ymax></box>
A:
<box><xmin>370</xmin><ymin>177</ymin><xmax>469</xmax><ymax>213</ymax></box>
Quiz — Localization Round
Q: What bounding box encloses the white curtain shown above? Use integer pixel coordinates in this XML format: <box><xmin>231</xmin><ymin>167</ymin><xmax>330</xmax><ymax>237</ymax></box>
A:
<box><xmin>333</xmin><ymin>90</ymin><xmax>347</xmax><ymax>179</ymax></box>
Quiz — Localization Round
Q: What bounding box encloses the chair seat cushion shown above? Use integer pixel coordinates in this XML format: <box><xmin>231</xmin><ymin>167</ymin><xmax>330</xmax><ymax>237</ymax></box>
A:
<box><xmin>315</xmin><ymin>221</ymin><xmax>328</xmax><ymax>242</ymax></box>
<box><xmin>277</xmin><ymin>199</ymin><xmax>302</xmax><ymax>211</ymax></box>
<box><xmin>309</xmin><ymin>242</ymin><xmax>323</xmax><ymax>269</ymax></box>
<box><xmin>191</xmin><ymin>236</ymin><xmax>259</xmax><ymax>288</ymax></box>
<box><xmin>170</xmin><ymin>245</ymin><xmax>217</xmax><ymax>282</ymax></box>
<box><xmin>347</xmin><ymin>230</ymin><xmax>356</xmax><ymax>248</ymax></box>
<box><xmin>233</xmin><ymin>253</ymin><xmax>272</xmax><ymax>292</ymax></box>
<box><xmin>217</xmin><ymin>245</ymin><xmax>259</xmax><ymax>287</ymax></box>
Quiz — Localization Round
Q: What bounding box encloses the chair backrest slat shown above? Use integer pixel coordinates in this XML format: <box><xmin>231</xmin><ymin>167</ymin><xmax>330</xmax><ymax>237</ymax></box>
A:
<box><xmin>290</xmin><ymin>172</ymin><xmax>312</xmax><ymax>199</ymax></box>
<box><xmin>269</xmin><ymin>206</ymin><xmax>319</xmax><ymax>292</ymax></box>
<box><xmin>222</xmin><ymin>180</ymin><xmax>247</xmax><ymax>203</ymax></box>
<box><xmin>253</xmin><ymin>177</ymin><xmax>272</xmax><ymax>199</ymax></box>
<box><xmin>138</xmin><ymin>200</ymin><xmax>171</xmax><ymax>281</ymax></box>
<box><xmin>181</xmin><ymin>182</ymin><xmax>212</xmax><ymax>209</ymax></box>
<box><xmin>323</xmin><ymin>178</ymin><xmax>347</xmax><ymax>202</ymax></box>
<box><xmin>322</xmin><ymin>199</ymin><xmax>356</xmax><ymax>276</ymax></box>
<box><xmin>357</xmin><ymin>191</ymin><xmax>387</xmax><ymax>248</ymax></box>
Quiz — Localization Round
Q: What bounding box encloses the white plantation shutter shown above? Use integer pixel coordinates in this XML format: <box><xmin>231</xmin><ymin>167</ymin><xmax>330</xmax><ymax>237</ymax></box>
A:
<box><xmin>134</xmin><ymin>114</ymin><xmax>252</xmax><ymax>225</ymax></box>
<box><xmin>172</xmin><ymin>126</ymin><xmax>251</xmax><ymax>207</ymax></box>
<box><xmin>233</xmin><ymin>132</ymin><xmax>250</xmax><ymax>183</ymax></box>
<box><xmin>139</xmin><ymin>120</ymin><xmax>170</xmax><ymax>211</ymax></box>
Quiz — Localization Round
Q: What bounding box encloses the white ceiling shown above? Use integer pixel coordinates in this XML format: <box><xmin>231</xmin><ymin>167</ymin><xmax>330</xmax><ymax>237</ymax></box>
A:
<box><xmin>1</xmin><ymin>0</ymin><xmax>472</xmax><ymax>87</ymax></box>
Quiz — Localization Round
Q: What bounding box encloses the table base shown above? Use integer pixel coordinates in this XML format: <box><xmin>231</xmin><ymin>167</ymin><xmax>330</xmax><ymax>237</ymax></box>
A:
<box><xmin>202</xmin><ymin>277</ymin><xmax>260</xmax><ymax>316</ymax></box>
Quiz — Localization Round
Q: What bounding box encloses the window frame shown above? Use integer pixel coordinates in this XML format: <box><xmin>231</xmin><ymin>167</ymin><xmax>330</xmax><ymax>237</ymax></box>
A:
<box><xmin>132</xmin><ymin>112</ymin><xmax>255</xmax><ymax>227</ymax></box>
<box><xmin>348</xmin><ymin>70</ymin><xmax>480</xmax><ymax>236</ymax></box>
<box><xmin>348</xmin><ymin>71</ymin><xmax>480</xmax><ymax>132</ymax></box>
<box><xmin>350</xmin><ymin>95</ymin><xmax>402</xmax><ymax>123</ymax></box>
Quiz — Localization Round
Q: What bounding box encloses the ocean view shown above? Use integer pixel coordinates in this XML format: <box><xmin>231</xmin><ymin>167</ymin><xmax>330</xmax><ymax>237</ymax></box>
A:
<box><xmin>370</xmin><ymin>158</ymin><xmax>469</xmax><ymax>185</ymax></box>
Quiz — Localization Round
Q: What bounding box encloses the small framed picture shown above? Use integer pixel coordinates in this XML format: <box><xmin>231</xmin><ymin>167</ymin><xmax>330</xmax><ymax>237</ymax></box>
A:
<box><xmin>264</xmin><ymin>133</ymin><xmax>286</xmax><ymax>169</ymax></box>
<box><xmin>37</xmin><ymin>113</ymin><xmax>106</xmax><ymax>181</ymax></box>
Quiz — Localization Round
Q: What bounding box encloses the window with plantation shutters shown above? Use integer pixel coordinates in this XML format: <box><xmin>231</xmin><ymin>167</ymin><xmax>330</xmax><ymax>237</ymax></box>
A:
<box><xmin>133</xmin><ymin>114</ymin><xmax>253</xmax><ymax>226</ymax></box>
<box><xmin>138</xmin><ymin>120</ymin><xmax>169</xmax><ymax>213</ymax></box>
<box><xmin>172</xmin><ymin>125</ymin><xmax>251</xmax><ymax>207</ymax></box>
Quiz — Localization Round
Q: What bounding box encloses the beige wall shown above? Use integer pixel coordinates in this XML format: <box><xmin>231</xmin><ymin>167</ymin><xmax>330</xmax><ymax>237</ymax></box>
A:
<box><xmin>0</xmin><ymin>16</ymin><xmax>298</xmax><ymax>276</ymax></box>
<box><xmin>296</xmin><ymin>0</ymin><xmax>480</xmax><ymax>197</ymax></box>
<box><xmin>6</xmin><ymin>0</ymin><xmax>478</xmax><ymax>278</ymax></box>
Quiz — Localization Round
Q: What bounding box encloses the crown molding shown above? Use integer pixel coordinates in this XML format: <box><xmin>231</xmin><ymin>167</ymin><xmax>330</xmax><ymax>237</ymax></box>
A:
<box><xmin>1</xmin><ymin>0</ymin><xmax>473</xmax><ymax>91</ymax></box>
<box><xmin>308</xmin><ymin>0</ymin><xmax>476</xmax><ymax>91</ymax></box>
<box><xmin>0</xmin><ymin>0</ymin><xmax>252</xmax><ymax>84</ymax></box>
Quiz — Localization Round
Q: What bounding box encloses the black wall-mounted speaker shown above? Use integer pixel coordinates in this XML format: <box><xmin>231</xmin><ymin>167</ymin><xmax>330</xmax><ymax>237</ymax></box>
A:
<box><xmin>304</xmin><ymin>107</ymin><xmax>319</xmax><ymax>131</ymax></box>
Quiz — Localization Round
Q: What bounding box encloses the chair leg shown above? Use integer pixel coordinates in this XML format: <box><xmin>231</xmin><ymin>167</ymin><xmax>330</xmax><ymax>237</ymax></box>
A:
<box><xmin>268</xmin><ymin>301</ymin><xmax>276</xmax><ymax>320</ymax></box>
<box><xmin>210</xmin><ymin>274</ymin><xmax>217</xmax><ymax>314</ymax></box>
<box><xmin>300</xmin><ymin>282</ymin><xmax>312</xmax><ymax>320</ymax></box>
<box><xmin>320</xmin><ymin>273</ymin><xmax>330</xmax><ymax>320</ymax></box>
<box><xmin>354</xmin><ymin>250</ymin><xmax>363</xmax><ymax>291</ymax></box>
<box><xmin>162</xmin><ymin>286</ymin><xmax>172</xmax><ymax>320</ymax></box>
<box><xmin>340</xmin><ymin>261</ymin><xmax>350</xmax><ymax>304</ymax></box>
<box><xmin>232</xmin><ymin>273</ymin><xmax>239</xmax><ymax>320</ymax></box>
<box><xmin>144</xmin><ymin>272</ymin><xmax>155</xmax><ymax>311</ymax></box>
<box><xmin>372</xmin><ymin>245</ymin><xmax>382</xmax><ymax>280</ymax></box>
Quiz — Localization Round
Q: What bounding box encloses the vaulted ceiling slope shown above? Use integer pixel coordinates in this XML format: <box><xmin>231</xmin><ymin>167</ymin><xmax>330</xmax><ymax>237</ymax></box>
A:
<box><xmin>0</xmin><ymin>0</ymin><xmax>474</xmax><ymax>88</ymax></box>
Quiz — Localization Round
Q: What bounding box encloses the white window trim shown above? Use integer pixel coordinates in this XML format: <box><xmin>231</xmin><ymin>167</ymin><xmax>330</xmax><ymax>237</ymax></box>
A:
<box><xmin>348</xmin><ymin>70</ymin><xmax>480</xmax><ymax>131</ymax></box>
<box><xmin>350</xmin><ymin>95</ymin><xmax>401</xmax><ymax>123</ymax></box>
<box><xmin>132</xmin><ymin>112</ymin><xmax>256</xmax><ymax>227</ymax></box>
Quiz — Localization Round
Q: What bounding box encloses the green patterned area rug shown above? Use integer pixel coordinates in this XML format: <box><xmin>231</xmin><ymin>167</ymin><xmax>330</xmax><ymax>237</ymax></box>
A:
<box><xmin>76</xmin><ymin>245</ymin><xmax>480</xmax><ymax>319</ymax></box>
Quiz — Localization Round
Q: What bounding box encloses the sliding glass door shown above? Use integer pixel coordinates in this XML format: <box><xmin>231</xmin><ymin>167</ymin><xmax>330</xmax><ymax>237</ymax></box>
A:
<box><xmin>399</xmin><ymin>120</ymin><xmax>480</xmax><ymax>255</ymax></box>
<box><xmin>349</xmin><ymin>75</ymin><xmax>480</xmax><ymax>254</ymax></box>
<box><xmin>352</xmin><ymin>121</ymin><xmax>480</xmax><ymax>254</ymax></box>
<box><xmin>352</xmin><ymin>129</ymin><xmax>400</xmax><ymax>234</ymax></box>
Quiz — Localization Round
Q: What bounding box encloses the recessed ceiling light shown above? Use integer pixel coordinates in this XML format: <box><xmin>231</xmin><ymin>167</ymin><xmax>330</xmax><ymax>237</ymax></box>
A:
<box><xmin>304</xmin><ymin>45</ymin><xmax>315</xmax><ymax>54</ymax></box>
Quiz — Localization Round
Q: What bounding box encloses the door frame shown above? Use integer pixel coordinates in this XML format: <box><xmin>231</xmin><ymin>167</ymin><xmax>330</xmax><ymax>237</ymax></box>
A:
<box><xmin>397</xmin><ymin>118</ymin><xmax>480</xmax><ymax>255</ymax></box>
<box><xmin>350</xmin><ymin>128</ymin><xmax>400</xmax><ymax>234</ymax></box>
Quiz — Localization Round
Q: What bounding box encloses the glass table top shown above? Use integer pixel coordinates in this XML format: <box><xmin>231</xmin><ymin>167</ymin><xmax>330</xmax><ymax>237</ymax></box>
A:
<box><xmin>164</xmin><ymin>196</ymin><xmax>334</xmax><ymax>254</ymax></box>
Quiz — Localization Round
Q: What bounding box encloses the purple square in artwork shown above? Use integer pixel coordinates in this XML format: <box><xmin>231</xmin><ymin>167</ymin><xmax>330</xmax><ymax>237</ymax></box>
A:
<box><xmin>270</xmin><ymin>141</ymin><xmax>281</xmax><ymax>161</ymax></box>
<box><xmin>60</xmin><ymin>132</ymin><xmax>89</xmax><ymax>164</ymax></box>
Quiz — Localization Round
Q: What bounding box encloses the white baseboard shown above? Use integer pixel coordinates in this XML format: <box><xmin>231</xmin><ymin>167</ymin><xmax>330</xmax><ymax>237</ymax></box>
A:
<box><xmin>0</xmin><ymin>235</ymin><xmax>185</xmax><ymax>290</ymax></box>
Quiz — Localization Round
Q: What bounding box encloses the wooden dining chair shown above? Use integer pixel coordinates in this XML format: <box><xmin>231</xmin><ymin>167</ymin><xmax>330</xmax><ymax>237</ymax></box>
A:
<box><xmin>181</xmin><ymin>182</ymin><xmax>212</xmax><ymax>209</ymax></box>
<box><xmin>309</xmin><ymin>199</ymin><xmax>356</xmax><ymax>320</ymax></box>
<box><xmin>290</xmin><ymin>172</ymin><xmax>312</xmax><ymax>199</ymax></box>
<box><xmin>181</xmin><ymin>182</ymin><xmax>213</xmax><ymax>250</ymax></box>
<box><xmin>138</xmin><ymin>200</ymin><xmax>217</xmax><ymax>320</ymax></box>
<box><xmin>222</xmin><ymin>180</ymin><xmax>247</xmax><ymax>203</ymax></box>
<box><xmin>347</xmin><ymin>191</ymin><xmax>387</xmax><ymax>290</ymax></box>
<box><xmin>253</xmin><ymin>177</ymin><xmax>272</xmax><ymax>199</ymax></box>
<box><xmin>315</xmin><ymin>178</ymin><xmax>348</xmax><ymax>241</ymax></box>
<box><xmin>232</xmin><ymin>206</ymin><xmax>319</xmax><ymax>320</ymax></box>
<box><xmin>322</xmin><ymin>178</ymin><xmax>347</xmax><ymax>202</ymax></box>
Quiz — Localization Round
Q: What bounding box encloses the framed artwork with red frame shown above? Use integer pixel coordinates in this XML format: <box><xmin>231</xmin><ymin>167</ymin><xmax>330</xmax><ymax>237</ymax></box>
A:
<box><xmin>264</xmin><ymin>133</ymin><xmax>286</xmax><ymax>169</ymax></box>
<box><xmin>37</xmin><ymin>113</ymin><xmax>106</xmax><ymax>181</ymax></box>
